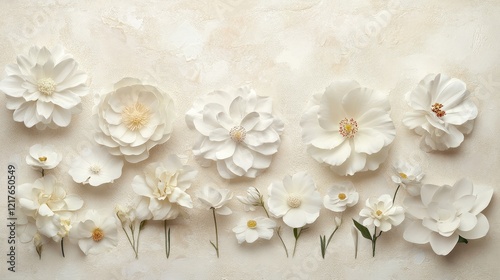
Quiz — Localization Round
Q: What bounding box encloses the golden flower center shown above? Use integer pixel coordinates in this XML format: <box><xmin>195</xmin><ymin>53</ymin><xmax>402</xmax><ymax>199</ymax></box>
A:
<box><xmin>338</xmin><ymin>193</ymin><xmax>347</xmax><ymax>200</ymax></box>
<box><xmin>287</xmin><ymin>193</ymin><xmax>302</xmax><ymax>208</ymax></box>
<box><xmin>399</xmin><ymin>172</ymin><xmax>408</xmax><ymax>179</ymax></box>
<box><xmin>37</xmin><ymin>78</ymin><xmax>56</xmax><ymax>96</ymax></box>
<box><xmin>339</xmin><ymin>118</ymin><xmax>358</xmax><ymax>138</ymax></box>
<box><xmin>431</xmin><ymin>103</ymin><xmax>446</xmax><ymax>117</ymax></box>
<box><xmin>38</xmin><ymin>156</ymin><xmax>48</xmax><ymax>162</ymax></box>
<box><xmin>92</xmin><ymin>228</ymin><xmax>104</xmax><ymax>242</ymax></box>
<box><xmin>229</xmin><ymin>126</ymin><xmax>247</xmax><ymax>143</ymax></box>
<box><xmin>89</xmin><ymin>164</ymin><xmax>101</xmax><ymax>174</ymax></box>
<box><xmin>247</xmin><ymin>220</ymin><xmax>257</xmax><ymax>229</ymax></box>
<box><xmin>122</xmin><ymin>102</ymin><xmax>151</xmax><ymax>131</ymax></box>
<box><xmin>376</xmin><ymin>210</ymin><xmax>383</xmax><ymax>216</ymax></box>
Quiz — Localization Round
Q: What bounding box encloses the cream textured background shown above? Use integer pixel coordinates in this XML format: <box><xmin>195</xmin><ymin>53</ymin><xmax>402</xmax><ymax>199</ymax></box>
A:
<box><xmin>0</xmin><ymin>0</ymin><xmax>499</xmax><ymax>279</ymax></box>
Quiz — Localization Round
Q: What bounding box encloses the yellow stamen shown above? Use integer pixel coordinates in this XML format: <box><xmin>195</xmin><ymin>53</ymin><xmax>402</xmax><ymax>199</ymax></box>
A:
<box><xmin>338</xmin><ymin>193</ymin><xmax>347</xmax><ymax>200</ymax></box>
<box><xmin>92</xmin><ymin>228</ymin><xmax>104</xmax><ymax>242</ymax></box>
<box><xmin>247</xmin><ymin>220</ymin><xmax>257</xmax><ymax>229</ymax></box>
<box><xmin>38</xmin><ymin>156</ymin><xmax>47</xmax><ymax>162</ymax></box>
<box><xmin>399</xmin><ymin>172</ymin><xmax>408</xmax><ymax>179</ymax></box>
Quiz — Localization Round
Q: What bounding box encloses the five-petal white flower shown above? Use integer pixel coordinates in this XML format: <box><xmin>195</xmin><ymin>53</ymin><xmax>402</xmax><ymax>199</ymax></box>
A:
<box><xmin>403</xmin><ymin>73</ymin><xmax>478</xmax><ymax>151</ymax></box>
<box><xmin>93</xmin><ymin>78</ymin><xmax>175</xmax><ymax>163</ymax></box>
<box><xmin>403</xmin><ymin>179</ymin><xmax>493</xmax><ymax>255</ymax></box>
<box><xmin>26</xmin><ymin>144</ymin><xmax>62</xmax><ymax>170</ymax></box>
<box><xmin>0</xmin><ymin>46</ymin><xmax>89</xmax><ymax>129</ymax></box>
<box><xmin>232</xmin><ymin>217</ymin><xmax>276</xmax><ymax>244</ymax></box>
<box><xmin>323</xmin><ymin>182</ymin><xmax>359</xmax><ymax>212</ymax></box>
<box><xmin>132</xmin><ymin>155</ymin><xmax>197</xmax><ymax>220</ymax></box>
<box><xmin>391</xmin><ymin>160</ymin><xmax>424</xmax><ymax>196</ymax></box>
<box><xmin>70</xmin><ymin>210</ymin><xmax>118</xmax><ymax>255</ymax></box>
<box><xmin>186</xmin><ymin>86</ymin><xmax>284</xmax><ymax>179</ymax></box>
<box><xmin>197</xmin><ymin>185</ymin><xmax>233</xmax><ymax>215</ymax></box>
<box><xmin>301</xmin><ymin>81</ymin><xmax>396</xmax><ymax>176</ymax></box>
<box><xmin>359</xmin><ymin>194</ymin><xmax>405</xmax><ymax>233</ymax></box>
<box><xmin>68</xmin><ymin>146</ymin><xmax>124</xmax><ymax>187</ymax></box>
<box><xmin>267</xmin><ymin>172</ymin><xmax>322</xmax><ymax>228</ymax></box>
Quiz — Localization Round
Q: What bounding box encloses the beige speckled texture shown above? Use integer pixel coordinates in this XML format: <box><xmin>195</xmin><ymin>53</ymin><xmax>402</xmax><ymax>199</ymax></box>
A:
<box><xmin>0</xmin><ymin>0</ymin><xmax>499</xmax><ymax>279</ymax></box>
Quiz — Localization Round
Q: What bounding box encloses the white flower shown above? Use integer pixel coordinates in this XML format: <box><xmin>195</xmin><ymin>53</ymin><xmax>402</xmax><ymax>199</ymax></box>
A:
<box><xmin>359</xmin><ymin>194</ymin><xmax>405</xmax><ymax>232</ymax></box>
<box><xmin>391</xmin><ymin>160</ymin><xmax>424</xmax><ymax>196</ymax></box>
<box><xmin>0</xmin><ymin>46</ymin><xmax>89</xmax><ymax>129</ymax></box>
<box><xmin>68</xmin><ymin>146</ymin><xmax>124</xmax><ymax>187</ymax></box>
<box><xmin>197</xmin><ymin>185</ymin><xmax>233</xmax><ymax>215</ymax></box>
<box><xmin>70</xmin><ymin>210</ymin><xmax>118</xmax><ymax>255</ymax></box>
<box><xmin>37</xmin><ymin>213</ymin><xmax>73</xmax><ymax>242</ymax></box>
<box><xmin>132</xmin><ymin>155</ymin><xmax>197</xmax><ymax>220</ymax></box>
<box><xmin>94</xmin><ymin>78</ymin><xmax>175</xmax><ymax>163</ymax></box>
<box><xmin>232</xmin><ymin>217</ymin><xmax>276</xmax><ymax>244</ymax></box>
<box><xmin>403</xmin><ymin>73</ymin><xmax>478</xmax><ymax>151</ymax></box>
<box><xmin>236</xmin><ymin>187</ymin><xmax>263</xmax><ymax>211</ymax></box>
<box><xmin>186</xmin><ymin>86</ymin><xmax>284</xmax><ymax>179</ymax></box>
<box><xmin>267</xmin><ymin>172</ymin><xmax>322</xmax><ymax>228</ymax></box>
<box><xmin>403</xmin><ymin>179</ymin><xmax>493</xmax><ymax>256</ymax></box>
<box><xmin>323</xmin><ymin>182</ymin><xmax>359</xmax><ymax>212</ymax></box>
<box><xmin>301</xmin><ymin>81</ymin><xmax>396</xmax><ymax>176</ymax></box>
<box><xmin>26</xmin><ymin>144</ymin><xmax>62</xmax><ymax>170</ymax></box>
<box><xmin>115</xmin><ymin>204</ymin><xmax>137</xmax><ymax>227</ymax></box>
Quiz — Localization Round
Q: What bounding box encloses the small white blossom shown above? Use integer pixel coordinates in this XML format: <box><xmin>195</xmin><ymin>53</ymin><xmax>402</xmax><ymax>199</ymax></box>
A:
<box><xmin>197</xmin><ymin>185</ymin><xmax>233</xmax><ymax>215</ymax></box>
<box><xmin>232</xmin><ymin>217</ymin><xmax>276</xmax><ymax>244</ymax></box>
<box><xmin>26</xmin><ymin>144</ymin><xmax>62</xmax><ymax>170</ymax></box>
<box><xmin>236</xmin><ymin>187</ymin><xmax>262</xmax><ymax>211</ymax></box>
<box><xmin>69</xmin><ymin>210</ymin><xmax>118</xmax><ymax>255</ymax></box>
<box><xmin>323</xmin><ymin>182</ymin><xmax>359</xmax><ymax>212</ymax></box>
<box><xmin>68</xmin><ymin>146</ymin><xmax>124</xmax><ymax>187</ymax></box>
<box><xmin>359</xmin><ymin>194</ymin><xmax>405</xmax><ymax>233</ymax></box>
<box><xmin>391</xmin><ymin>160</ymin><xmax>424</xmax><ymax>196</ymax></box>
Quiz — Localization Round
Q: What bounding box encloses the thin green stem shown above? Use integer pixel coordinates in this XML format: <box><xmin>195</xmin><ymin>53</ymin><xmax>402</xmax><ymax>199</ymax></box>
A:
<box><xmin>60</xmin><ymin>238</ymin><xmax>65</xmax><ymax>258</ymax></box>
<box><xmin>292</xmin><ymin>228</ymin><xmax>303</xmax><ymax>257</ymax></box>
<box><xmin>276</xmin><ymin>227</ymin><xmax>289</xmax><ymax>258</ymax></box>
<box><xmin>211</xmin><ymin>207</ymin><xmax>219</xmax><ymax>258</ymax></box>
<box><xmin>393</xmin><ymin>184</ymin><xmax>401</xmax><ymax>203</ymax></box>
<box><xmin>371</xmin><ymin>227</ymin><xmax>382</xmax><ymax>257</ymax></box>
<box><xmin>326</xmin><ymin>226</ymin><xmax>339</xmax><ymax>248</ymax></box>
<box><xmin>164</xmin><ymin>220</ymin><xmax>171</xmax><ymax>258</ymax></box>
<box><xmin>41</xmin><ymin>169</ymin><xmax>45</xmax><ymax>177</ymax></box>
<box><xmin>261</xmin><ymin>203</ymin><xmax>270</xmax><ymax>218</ymax></box>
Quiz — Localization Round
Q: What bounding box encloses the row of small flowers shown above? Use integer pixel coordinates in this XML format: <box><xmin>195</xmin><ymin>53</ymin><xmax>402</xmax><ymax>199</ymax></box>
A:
<box><xmin>19</xmin><ymin>145</ymin><xmax>493</xmax><ymax>258</ymax></box>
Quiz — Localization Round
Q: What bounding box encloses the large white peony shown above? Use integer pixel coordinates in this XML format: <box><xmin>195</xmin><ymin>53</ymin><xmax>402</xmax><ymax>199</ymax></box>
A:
<box><xmin>185</xmin><ymin>86</ymin><xmax>284</xmax><ymax>179</ymax></box>
<box><xmin>301</xmin><ymin>81</ymin><xmax>395</xmax><ymax>176</ymax></box>
<box><xmin>93</xmin><ymin>78</ymin><xmax>175</xmax><ymax>163</ymax></box>
<box><xmin>403</xmin><ymin>73</ymin><xmax>478</xmax><ymax>151</ymax></box>
<box><xmin>403</xmin><ymin>178</ymin><xmax>493</xmax><ymax>255</ymax></box>
<box><xmin>0</xmin><ymin>46</ymin><xmax>89</xmax><ymax>129</ymax></box>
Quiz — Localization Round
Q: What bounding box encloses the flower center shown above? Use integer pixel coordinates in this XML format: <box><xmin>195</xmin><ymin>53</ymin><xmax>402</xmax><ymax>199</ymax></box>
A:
<box><xmin>338</xmin><ymin>193</ymin><xmax>347</xmax><ymax>200</ymax></box>
<box><xmin>38</xmin><ymin>156</ymin><xmax>48</xmax><ymax>162</ymax></box>
<box><xmin>247</xmin><ymin>220</ymin><xmax>257</xmax><ymax>229</ymax></box>
<box><xmin>287</xmin><ymin>193</ymin><xmax>302</xmax><ymax>208</ymax></box>
<box><xmin>89</xmin><ymin>164</ymin><xmax>101</xmax><ymax>174</ymax></box>
<box><xmin>431</xmin><ymin>103</ymin><xmax>446</xmax><ymax>117</ymax></box>
<box><xmin>122</xmin><ymin>102</ymin><xmax>151</xmax><ymax>131</ymax></box>
<box><xmin>399</xmin><ymin>172</ymin><xmax>408</xmax><ymax>179</ymax></box>
<box><xmin>37</xmin><ymin>78</ymin><xmax>56</xmax><ymax>96</ymax></box>
<box><xmin>229</xmin><ymin>126</ymin><xmax>246</xmax><ymax>143</ymax></box>
<box><xmin>92</xmin><ymin>228</ymin><xmax>104</xmax><ymax>242</ymax></box>
<box><xmin>339</xmin><ymin>118</ymin><xmax>358</xmax><ymax>138</ymax></box>
<box><xmin>376</xmin><ymin>210</ymin><xmax>383</xmax><ymax>216</ymax></box>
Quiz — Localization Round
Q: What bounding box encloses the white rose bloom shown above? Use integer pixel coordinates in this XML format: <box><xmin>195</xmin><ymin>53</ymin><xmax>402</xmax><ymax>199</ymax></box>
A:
<box><xmin>186</xmin><ymin>86</ymin><xmax>284</xmax><ymax>179</ymax></box>
<box><xmin>0</xmin><ymin>46</ymin><xmax>89</xmax><ymax>129</ymax></box>
<box><xmin>267</xmin><ymin>172</ymin><xmax>322</xmax><ymax>228</ymax></box>
<box><xmin>391</xmin><ymin>160</ymin><xmax>424</xmax><ymax>196</ymax></box>
<box><xmin>232</xmin><ymin>217</ymin><xmax>276</xmax><ymax>244</ymax></box>
<box><xmin>69</xmin><ymin>210</ymin><xmax>118</xmax><ymax>255</ymax></box>
<box><xmin>26</xmin><ymin>144</ymin><xmax>62</xmax><ymax>170</ymax></box>
<box><xmin>197</xmin><ymin>185</ymin><xmax>233</xmax><ymax>215</ymax></box>
<box><xmin>359</xmin><ymin>194</ymin><xmax>405</xmax><ymax>233</ymax></box>
<box><xmin>403</xmin><ymin>73</ymin><xmax>478</xmax><ymax>151</ymax></box>
<box><xmin>301</xmin><ymin>81</ymin><xmax>395</xmax><ymax>176</ymax></box>
<box><xmin>68</xmin><ymin>146</ymin><xmax>124</xmax><ymax>187</ymax></box>
<box><xmin>403</xmin><ymin>179</ymin><xmax>493</xmax><ymax>256</ymax></box>
<box><xmin>94</xmin><ymin>78</ymin><xmax>175</xmax><ymax>163</ymax></box>
<box><xmin>132</xmin><ymin>155</ymin><xmax>197</xmax><ymax>220</ymax></box>
<box><xmin>323</xmin><ymin>182</ymin><xmax>359</xmax><ymax>212</ymax></box>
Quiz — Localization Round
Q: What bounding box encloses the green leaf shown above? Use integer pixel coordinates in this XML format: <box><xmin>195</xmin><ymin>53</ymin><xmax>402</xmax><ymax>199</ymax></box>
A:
<box><xmin>458</xmin><ymin>236</ymin><xmax>469</xmax><ymax>244</ymax></box>
<box><xmin>352</xmin><ymin>219</ymin><xmax>372</xmax><ymax>241</ymax></box>
<box><xmin>210</xmin><ymin>240</ymin><xmax>218</xmax><ymax>250</ymax></box>
<box><xmin>320</xmin><ymin>235</ymin><xmax>326</xmax><ymax>258</ymax></box>
<box><xmin>293</xmin><ymin>228</ymin><xmax>299</xmax><ymax>239</ymax></box>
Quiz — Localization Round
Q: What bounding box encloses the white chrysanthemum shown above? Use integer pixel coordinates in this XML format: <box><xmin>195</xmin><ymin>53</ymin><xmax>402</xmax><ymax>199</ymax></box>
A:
<box><xmin>236</xmin><ymin>187</ymin><xmax>263</xmax><ymax>211</ymax></box>
<box><xmin>232</xmin><ymin>217</ymin><xmax>276</xmax><ymax>244</ymax></box>
<box><xmin>17</xmin><ymin>175</ymin><xmax>83</xmax><ymax>241</ymax></box>
<box><xmin>68</xmin><ymin>146</ymin><xmax>124</xmax><ymax>187</ymax></box>
<box><xmin>359</xmin><ymin>194</ymin><xmax>405</xmax><ymax>233</ymax></box>
<box><xmin>267</xmin><ymin>172</ymin><xmax>322</xmax><ymax>228</ymax></box>
<box><xmin>0</xmin><ymin>46</ymin><xmax>89</xmax><ymax>129</ymax></box>
<box><xmin>301</xmin><ymin>81</ymin><xmax>396</xmax><ymax>176</ymax></box>
<box><xmin>403</xmin><ymin>73</ymin><xmax>478</xmax><ymax>151</ymax></box>
<box><xmin>391</xmin><ymin>160</ymin><xmax>424</xmax><ymax>196</ymax></box>
<box><xmin>323</xmin><ymin>182</ymin><xmax>359</xmax><ymax>212</ymax></box>
<box><xmin>94</xmin><ymin>78</ymin><xmax>175</xmax><ymax>163</ymax></box>
<box><xmin>132</xmin><ymin>155</ymin><xmax>197</xmax><ymax>220</ymax></box>
<box><xmin>26</xmin><ymin>144</ymin><xmax>62</xmax><ymax>170</ymax></box>
<box><xmin>197</xmin><ymin>185</ymin><xmax>233</xmax><ymax>215</ymax></box>
<box><xmin>403</xmin><ymin>179</ymin><xmax>493</xmax><ymax>256</ymax></box>
<box><xmin>186</xmin><ymin>86</ymin><xmax>284</xmax><ymax>179</ymax></box>
<box><xmin>69</xmin><ymin>210</ymin><xmax>118</xmax><ymax>255</ymax></box>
